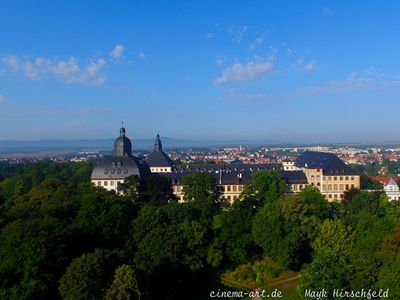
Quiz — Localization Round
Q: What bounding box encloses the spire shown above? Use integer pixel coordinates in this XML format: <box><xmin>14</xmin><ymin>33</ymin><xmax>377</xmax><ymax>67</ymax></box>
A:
<box><xmin>154</xmin><ymin>134</ymin><xmax>162</xmax><ymax>152</ymax></box>
<box><xmin>120</xmin><ymin>122</ymin><xmax>126</xmax><ymax>137</ymax></box>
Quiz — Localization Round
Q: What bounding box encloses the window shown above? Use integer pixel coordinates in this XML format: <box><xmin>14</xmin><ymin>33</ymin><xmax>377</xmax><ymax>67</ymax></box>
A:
<box><xmin>339</xmin><ymin>184</ymin><xmax>343</xmax><ymax>190</ymax></box>
<box><xmin>329</xmin><ymin>194</ymin><xmax>332</xmax><ymax>199</ymax></box>
<box><xmin>311</xmin><ymin>175</ymin><xmax>315</xmax><ymax>182</ymax></box>
<box><xmin>328</xmin><ymin>176</ymin><xmax>332</xmax><ymax>181</ymax></box>
<box><xmin>233</xmin><ymin>195</ymin><xmax>238</xmax><ymax>200</ymax></box>
<box><xmin>104</xmin><ymin>181</ymin><xmax>108</xmax><ymax>186</ymax></box>
<box><xmin>227</xmin><ymin>186</ymin><xmax>231</xmax><ymax>192</ymax></box>
<box><xmin>232</xmin><ymin>185</ymin><xmax>237</xmax><ymax>192</ymax></box>
<box><xmin>110</xmin><ymin>181</ymin><xmax>115</xmax><ymax>186</ymax></box>
<box><xmin>328</xmin><ymin>184</ymin><xmax>332</xmax><ymax>191</ymax></box>
<box><xmin>97</xmin><ymin>181</ymin><xmax>101</xmax><ymax>186</ymax></box>
<box><xmin>346</xmin><ymin>184</ymin><xmax>349</xmax><ymax>190</ymax></box>
<box><xmin>322</xmin><ymin>184</ymin><xmax>326</xmax><ymax>190</ymax></box>
<box><xmin>345</xmin><ymin>176</ymin><xmax>349</xmax><ymax>180</ymax></box>
<box><xmin>334</xmin><ymin>184</ymin><xmax>338</xmax><ymax>190</ymax></box>
<box><xmin>351</xmin><ymin>176</ymin><xmax>355</xmax><ymax>180</ymax></box>
<box><xmin>334</xmin><ymin>177</ymin><xmax>337</xmax><ymax>180</ymax></box>
<box><xmin>334</xmin><ymin>194</ymin><xmax>338</xmax><ymax>199</ymax></box>
<box><xmin>238</xmin><ymin>185</ymin><xmax>243</xmax><ymax>192</ymax></box>
<box><xmin>340</xmin><ymin>177</ymin><xmax>343</xmax><ymax>180</ymax></box>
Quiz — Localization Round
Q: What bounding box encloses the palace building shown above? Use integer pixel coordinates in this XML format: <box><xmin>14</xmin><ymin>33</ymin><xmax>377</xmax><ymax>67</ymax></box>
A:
<box><xmin>90</xmin><ymin>126</ymin><xmax>151</xmax><ymax>191</ymax></box>
<box><xmin>294</xmin><ymin>151</ymin><xmax>360</xmax><ymax>200</ymax></box>
<box><xmin>90</xmin><ymin>126</ymin><xmax>360</xmax><ymax>201</ymax></box>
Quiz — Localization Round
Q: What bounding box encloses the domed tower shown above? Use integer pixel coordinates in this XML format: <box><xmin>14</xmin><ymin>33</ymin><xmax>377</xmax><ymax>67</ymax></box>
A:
<box><xmin>91</xmin><ymin>125</ymin><xmax>151</xmax><ymax>193</ymax></box>
<box><xmin>146</xmin><ymin>134</ymin><xmax>174</xmax><ymax>173</ymax></box>
<box><xmin>114</xmin><ymin>125</ymin><xmax>132</xmax><ymax>156</ymax></box>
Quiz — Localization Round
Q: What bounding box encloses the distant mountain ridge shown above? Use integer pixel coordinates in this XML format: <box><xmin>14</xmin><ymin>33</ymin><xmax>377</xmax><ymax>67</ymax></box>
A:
<box><xmin>0</xmin><ymin>137</ymin><xmax>278</xmax><ymax>153</ymax></box>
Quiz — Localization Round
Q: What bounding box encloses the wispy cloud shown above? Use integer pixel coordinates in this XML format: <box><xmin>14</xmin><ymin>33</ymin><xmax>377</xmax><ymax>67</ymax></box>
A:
<box><xmin>230</xmin><ymin>25</ymin><xmax>248</xmax><ymax>43</ymax></box>
<box><xmin>215</xmin><ymin>54</ymin><xmax>225</xmax><ymax>66</ymax></box>
<box><xmin>216</xmin><ymin>71</ymin><xmax>400</xmax><ymax>104</ymax></box>
<box><xmin>214</xmin><ymin>55</ymin><xmax>275</xmax><ymax>85</ymax></box>
<box><xmin>322</xmin><ymin>7</ymin><xmax>334</xmax><ymax>16</ymax></box>
<box><xmin>285</xmin><ymin>72</ymin><xmax>372</xmax><ymax>97</ymax></box>
<box><xmin>138</xmin><ymin>51</ymin><xmax>146</xmax><ymax>60</ymax></box>
<box><xmin>249</xmin><ymin>34</ymin><xmax>265</xmax><ymax>50</ymax></box>
<box><xmin>294</xmin><ymin>57</ymin><xmax>318</xmax><ymax>73</ymax></box>
<box><xmin>110</xmin><ymin>44</ymin><xmax>125</xmax><ymax>60</ymax></box>
<box><xmin>219</xmin><ymin>88</ymin><xmax>271</xmax><ymax>103</ymax></box>
<box><xmin>2</xmin><ymin>54</ymin><xmax>107</xmax><ymax>85</ymax></box>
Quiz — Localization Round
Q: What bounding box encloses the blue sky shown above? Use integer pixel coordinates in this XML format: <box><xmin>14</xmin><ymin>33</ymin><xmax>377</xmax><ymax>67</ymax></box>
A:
<box><xmin>0</xmin><ymin>0</ymin><xmax>399</xmax><ymax>143</ymax></box>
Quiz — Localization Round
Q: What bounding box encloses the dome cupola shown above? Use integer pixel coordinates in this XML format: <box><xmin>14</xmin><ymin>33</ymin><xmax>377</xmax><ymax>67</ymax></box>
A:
<box><xmin>114</xmin><ymin>124</ymin><xmax>132</xmax><ymax>156</ymax></box>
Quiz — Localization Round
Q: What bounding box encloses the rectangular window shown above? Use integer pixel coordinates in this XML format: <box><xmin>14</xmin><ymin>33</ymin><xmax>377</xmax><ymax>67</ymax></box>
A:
<box><xmin>340</xmin><ymin>177</ymin><xmax>343</xmax><ymax>180</ymax></box>
<box><xmin>227</xmin><ymin>186</ymin><xmax>231</xmax><ymax>192</ymax></box>
<box><xmin>322</xmin><ymin>184</ymin><xmax>326</xmax><ymax>190</ymax></box>
<box><xmin>334</xmin><ymin>177</ymin><xmax>337</xmax><ymax>180</ymax></box>
<box><xmin>334</xmin><ymin>184</ymin><xmax>338</xmax><ymax>190</ymax></box>
<box><xmin>238</xmin><ymin>185</ymin><xmax>243</xmax><ymax>192</ymax></box>
<box><xmin>339</xmin><ymin>184</ymin><xmax>343</xmax><ymax>190</ymax></box>
<box><xmin>232</xmin><ymin>185</ymin><xmax>237</xmax><ymax>192</ymax></box>
<box><xmin>345</xmin><ymin>176</ymin><xmax>349</xmax><ymax>180</ymax></box>
<box><xmin>328</xmin><ymin>184</ymin><xmax>332</xmax><ymax>191</ymax></box>
<box><xmin>104</xmin><ymin>181</ymin><xmax>108</xmax><ymax>186</ymax></box>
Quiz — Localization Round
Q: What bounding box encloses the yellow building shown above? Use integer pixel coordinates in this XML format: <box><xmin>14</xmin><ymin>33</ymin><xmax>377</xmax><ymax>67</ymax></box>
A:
<box><xmin>294</xmin><ymin>151</ymin><xmax>360</xmax><ymax>200</ymax></box>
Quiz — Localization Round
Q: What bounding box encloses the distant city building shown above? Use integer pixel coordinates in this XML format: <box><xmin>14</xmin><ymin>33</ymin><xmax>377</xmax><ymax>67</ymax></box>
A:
<box><xmin>370</xmin><ymin>176</ymin><xmax>400</xmax><ymax>201</ymax></box>
<box><xmin>90</xmin><ymin>126</ymin><xmax>150</xmax><ymax>192</ymax></box>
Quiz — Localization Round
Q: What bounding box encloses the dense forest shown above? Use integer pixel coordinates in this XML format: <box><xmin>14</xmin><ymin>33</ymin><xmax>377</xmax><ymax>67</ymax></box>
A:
<box><xmin>0</xmin><ymin>161</ymin><xmax>399</xmax><ymax>299</ymax></box>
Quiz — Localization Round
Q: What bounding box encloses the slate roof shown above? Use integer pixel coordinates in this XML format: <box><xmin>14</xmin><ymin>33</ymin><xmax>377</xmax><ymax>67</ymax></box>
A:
<box><xmin>295</xmin><ymin>151</ymin><xmax>357</xmax><ymax>175</ymax></box>
<box><xmin>173</xmin><ymin>163</ymin><xmax>282</xmax><ymax>173</ymax></box>
<box><xmin>146</xmin><ymin>151</ymin><xmax>174</xmax><ymax>167</ymax></box>
<box><xmin>91</xmin><ymin>155</ymin><xmax>150</xmax><ymax>179</ymax></box>
<box><xmin>161</xmin><ymin>169</ymin><xmax>307</xmax><ymax>185</ymax></box>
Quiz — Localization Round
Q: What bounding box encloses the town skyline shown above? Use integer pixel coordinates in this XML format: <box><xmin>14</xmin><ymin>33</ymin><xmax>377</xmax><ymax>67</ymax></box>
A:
<box><xmin>1</xmin><ymin>1</ymin><xmax>400</xmax><ymax>142</ymax></box>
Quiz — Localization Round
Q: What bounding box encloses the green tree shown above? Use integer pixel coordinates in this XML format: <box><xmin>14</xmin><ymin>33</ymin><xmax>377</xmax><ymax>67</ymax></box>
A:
<box><xmin>181</xmin><ymin>172</ymin><xmax>221</xmax><ymax>204</ymax></box>
<box><xmin>59</xmin><ymin>249</ymin><xmax>120</xmax><ymax>300</ymax></box>
<box><xmin>218</xmin><ymin>199</ymin><xmax>257</xmax><ymax>264</ymax></box>
<box><xmin>104</xmin><ymin>265</ymin><xmax>141</xmax><ymax>300</ymax></box>
<box><xmin>241</xmin><ymin>170</ymin><xmax>286</xmax><ymax>206</ymax></box>
<box><xmin>253</xmin><ymin>188</ymin><xmax>329</xmax><ymax>269</ymax></box>
<box><xmin>300</xmin><ymin>219</ymin><xmax>355</xmax><ymax>298</ymax></box>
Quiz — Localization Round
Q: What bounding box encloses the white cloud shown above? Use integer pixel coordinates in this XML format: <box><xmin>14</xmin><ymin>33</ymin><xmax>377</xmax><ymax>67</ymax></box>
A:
<box><xmin>2</xmin><ymin>54</ymin><xmax>107</xmax><ymax>85</ymax></box>
<box><xmin>249</xmin><ymin>34</ymin><xmax>265</xmax><ymax>50</ymax></box>
<box><xmin>287</xmin><ymin>48</ymin><xmax>293</xmax><ymax>56</ymax></box>
<box><xmin>214</xmin><ymin>55</ymin><xmax>275</xmax><ymax>85</ymax></box>
<box><xmin>110</xmin><ymin>44</ymin><xmax>125</xmax><ymax>59</ymax></box>
<box><xmin>138</xmin><ymin>51</ymin><xmax>146</xmax><ymax>60</ymax></box>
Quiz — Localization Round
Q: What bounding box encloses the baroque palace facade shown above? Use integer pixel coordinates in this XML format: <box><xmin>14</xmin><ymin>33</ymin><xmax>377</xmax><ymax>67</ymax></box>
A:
<box><xmin>91</xmin><ymin>126</ymin><xmax>360</xmax><ymax>202</ymax></box>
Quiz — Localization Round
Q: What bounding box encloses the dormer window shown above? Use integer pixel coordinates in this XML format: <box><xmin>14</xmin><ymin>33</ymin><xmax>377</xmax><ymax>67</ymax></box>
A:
<box><xmin>104</xmin><ymin>169</ymin><xmax>109</xmax><ymax>174</ymax></box>
<box><xmin>112</xmin><ymin>162</ymin><xmax>116</xmax><ymax>167</ymax></box>
<box><xmin>117</xmin><ymin>161</ymin><xmax>122</xmax><ymax>167</ymax></box>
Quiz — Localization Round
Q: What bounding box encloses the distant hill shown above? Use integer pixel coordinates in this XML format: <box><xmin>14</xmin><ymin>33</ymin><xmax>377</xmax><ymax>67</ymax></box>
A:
<box><xmin>0</xmin><ymin>137</ymin><xmax>278</xmax><ymax>153</ymax></box>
